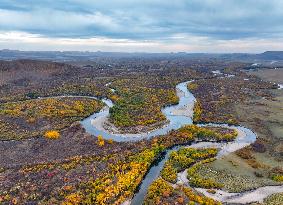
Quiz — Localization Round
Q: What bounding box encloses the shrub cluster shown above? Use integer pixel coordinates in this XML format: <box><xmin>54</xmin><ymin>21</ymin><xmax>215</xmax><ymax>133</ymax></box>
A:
<box><xmin>44</xmin><ymin>130</ymin><xmax>60</xmax><ymax>139</ymax></box>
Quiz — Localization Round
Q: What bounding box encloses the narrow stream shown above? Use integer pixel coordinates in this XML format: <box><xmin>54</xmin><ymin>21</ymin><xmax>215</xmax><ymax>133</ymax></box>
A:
<box><xmin>130</xmin><ymin>146</ymin><xmax>181</xmax><ymax>205</ymax></box>
<box><xmin>79</xmin><ymin>80</ymin><xmax>283</xmax><ymax>205</ymax></box>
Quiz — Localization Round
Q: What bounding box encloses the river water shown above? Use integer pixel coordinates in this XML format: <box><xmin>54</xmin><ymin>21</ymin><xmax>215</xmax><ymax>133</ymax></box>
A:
<box><xmin>80</xmin><ymin>81</ymin><xmax>283</xmax><ymax>205</ymax></box>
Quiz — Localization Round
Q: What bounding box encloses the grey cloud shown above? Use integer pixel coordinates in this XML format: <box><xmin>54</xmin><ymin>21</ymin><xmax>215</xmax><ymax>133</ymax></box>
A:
<box><xmin>0</xmin><ymin>0</ymin><xmax>283</xmax><ymax>40</ymax></box>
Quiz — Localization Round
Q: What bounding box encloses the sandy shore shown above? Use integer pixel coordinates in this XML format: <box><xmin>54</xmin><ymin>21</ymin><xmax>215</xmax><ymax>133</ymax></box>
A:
<box><xmin>120</xmin><ymin>199</ymin><xmax>131</xmax><ymax>205</ymax></box>
<box><xmin>196</xmin><ymin>185</ymin><xmax>283</xmax><ymax>204</ymax></box>
<box><xmin>170</xmin><ymin>88</ymin><xmax>194</xmax><ymax>117</ymax></box>
<box><xmin>177</xmin><ymin>169</ymin><xmax>189</xmax><ymax>185</ymax></box>
<box><xmin>170</xmin><ymin>101</ymin><xmax>194</xmax><ymax>117</ymax></box>
<box><xmin>90</xmin><ymin>115</ymin><xmax>109</xmax><ymax>133</ymax></box>
<box><xmin>90</xmin><ymin>112</ymin><xmax>170</xmax><ymax>139</ymax></box>
<box><xmin>170</xmin><ymin>103</ymin><xmax>194</xmax><ymax>117</ymax></box>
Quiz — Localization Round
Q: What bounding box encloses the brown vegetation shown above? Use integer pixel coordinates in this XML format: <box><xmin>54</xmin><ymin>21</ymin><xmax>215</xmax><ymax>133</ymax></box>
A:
<box><xmin>188</xmin><ymin>73</ymin><xmax>275</xmax><ymax>124</ymax></box>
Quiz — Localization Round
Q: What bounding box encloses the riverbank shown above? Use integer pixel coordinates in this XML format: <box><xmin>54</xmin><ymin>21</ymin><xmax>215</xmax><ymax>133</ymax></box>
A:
<box><xmin>91</xmin><ymin>114</ymin><xmax>169</xmax><ymax>137</ymax></box>
<box><xmin>196</xmin><ymin>185</ymin><xmax>283</xmax><ymax>204</ymax></box>
<box><xmin>170</xmin><ymin>87</ymin><xmax>194</xmax><ymax>118</ymax></box>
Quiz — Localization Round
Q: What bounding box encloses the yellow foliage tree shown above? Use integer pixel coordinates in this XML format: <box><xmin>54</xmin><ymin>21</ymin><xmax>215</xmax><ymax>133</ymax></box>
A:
<box><xmin>97</xmin><ymin>135</ymin><xmax>105</xmax><ymax>146</ymax></box>
<box><xmin>62</xmin><ymin>193</ymin><xmax>82</xmax><ymax>205</ymax></box>
<box><xmin>44</xmin><ymin>130</ymin><xmax>60</xmax><ymax>139</ymax></box>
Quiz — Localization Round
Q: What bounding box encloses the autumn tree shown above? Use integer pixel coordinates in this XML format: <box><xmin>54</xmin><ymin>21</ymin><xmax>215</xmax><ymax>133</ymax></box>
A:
<box><xmin>44</xmin><ymin>130</ymin><xmax>60</xmax><ymax>139</ymax></box>
<box><xmin>97</xmin><ymin>135</ymin><xmax>105</xmax><ymax>146</ymax></box>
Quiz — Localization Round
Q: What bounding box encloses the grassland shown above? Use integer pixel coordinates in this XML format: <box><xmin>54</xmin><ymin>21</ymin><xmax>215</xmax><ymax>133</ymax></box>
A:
<box><xmin>189</xmin><ymin>68</ymin><xmax>283</xmax><ymax>192</ymax></box>
<box><xmin>188</xmin><ymin>72</ymin><xmax>275</xmax><ymax>124</ymax></box>
<box><xmin>249</xmin><ymin>68</ymin><xmax>283</xmax><ymax>84</ymax></box>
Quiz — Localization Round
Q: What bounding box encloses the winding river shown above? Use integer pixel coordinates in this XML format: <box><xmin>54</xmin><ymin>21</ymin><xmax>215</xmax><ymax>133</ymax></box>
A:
<box><xmin>80</xmin><ymin>81</ymin><xmax>283</xmax><ymax>204</ymax></box>
<box><xmin>81</xmin><ymin>82</ymin><xmax>194</xmax><ymax>142</ymax></box>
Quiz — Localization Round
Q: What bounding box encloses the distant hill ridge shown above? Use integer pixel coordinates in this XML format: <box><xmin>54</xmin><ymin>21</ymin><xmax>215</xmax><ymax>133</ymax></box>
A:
<box><xmin>0</xmin><ymin>49</ymin><xmax>283</xmax><ymax>61</ymax></box>
<box><xmin>257</xmin><ymin>51</ymin><xmax>283</xmax><ymax>60</ymax></box>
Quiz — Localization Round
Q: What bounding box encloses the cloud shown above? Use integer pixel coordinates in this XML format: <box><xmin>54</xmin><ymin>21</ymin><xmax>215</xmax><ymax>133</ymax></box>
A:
<box><xmin>0</xmin><ymin>8</ymin><xmax>121</xmax><ymax>38</ymax></box>
<box><xmin>1</xmin><ymin>31</ymin><xmax>283</xmax><ymax>53</ymax></box>
<box><xmin>0</xmin><ymin>0</ymin><xmax>283</xmax><ymax>51</ymax></box>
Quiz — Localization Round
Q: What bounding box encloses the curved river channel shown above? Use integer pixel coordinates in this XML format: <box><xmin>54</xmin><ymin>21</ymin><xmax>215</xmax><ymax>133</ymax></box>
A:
<box><xmin>80</xmin><ymin>81</ymin><xmax>283</xmax><ymax>204</ymax></box>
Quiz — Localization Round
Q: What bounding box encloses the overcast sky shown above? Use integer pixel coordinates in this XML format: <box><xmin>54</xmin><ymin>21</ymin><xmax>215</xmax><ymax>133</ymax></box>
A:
<box><xmin>0</xmin><ymin>0</ymin><xmax>283</xmax><ymax>53</ymax></box>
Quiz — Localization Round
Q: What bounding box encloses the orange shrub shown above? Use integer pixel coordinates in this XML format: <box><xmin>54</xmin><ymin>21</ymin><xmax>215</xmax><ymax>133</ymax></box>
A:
<box><xmin>44</xmin><ymin>130</ymin><xmax>60</xmax><ymax>139</ymax></box>
<box><xmin>63</xmin><ymin>193</ymin><xmax>82</xmax><ymax>205</ymax></box>
<box><xmin>97</xmin><ymin>135</ymin><xmax>105</xmax><ymax>146</ymax></box>
<box><xmin>107</xmin><ymin>139</ymin><xmax>113</xmax><ymax>144</ymax></box>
